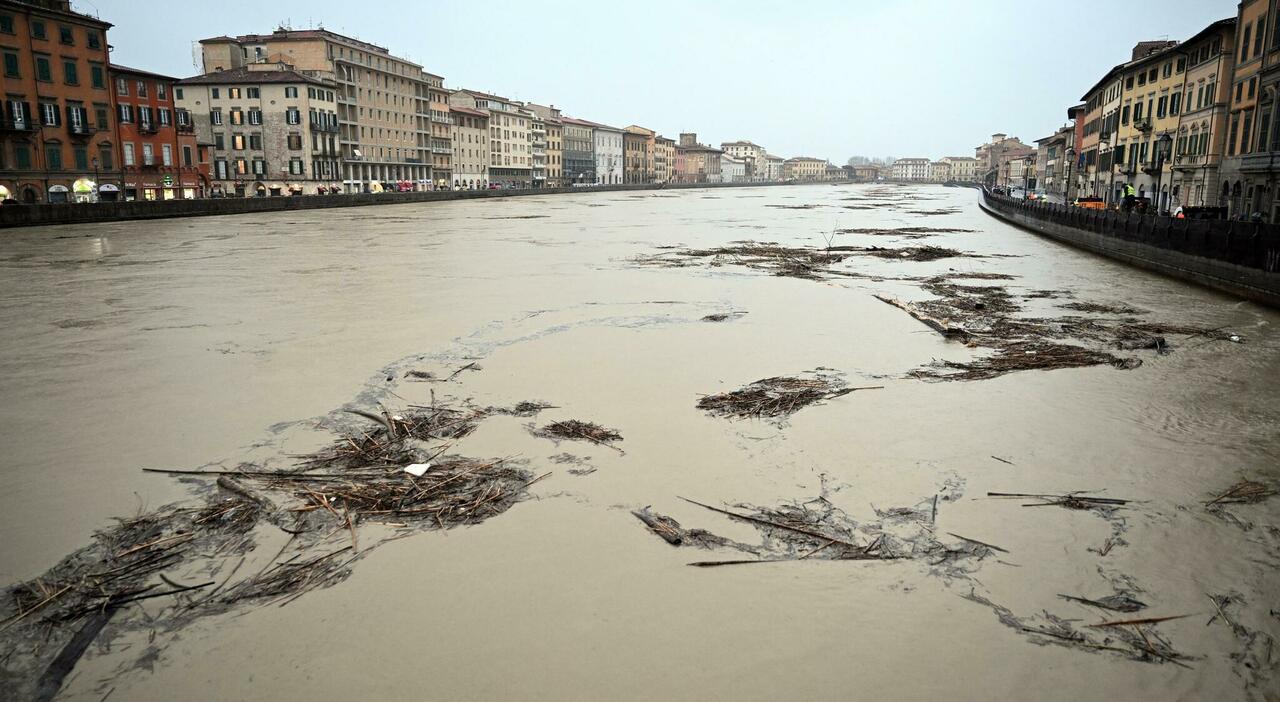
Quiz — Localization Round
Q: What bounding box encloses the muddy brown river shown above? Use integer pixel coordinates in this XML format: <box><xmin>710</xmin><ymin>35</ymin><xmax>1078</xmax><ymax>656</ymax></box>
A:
<box><xmin>1</xmin><ymin>184</ymin><xmax>1278</xmax><ymax>700</ymax></box>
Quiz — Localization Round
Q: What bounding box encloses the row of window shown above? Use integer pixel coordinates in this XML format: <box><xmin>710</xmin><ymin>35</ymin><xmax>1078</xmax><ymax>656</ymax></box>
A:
<box><xmin>2</xmin><ymin>52</ymin><xmax>105</xmax><ymax>89</ymax></box>
<box><xmin>121</xmin><ymin>142</ymin><xmax>180</xmax><ymax>167</ymax></box>
<box><xmin>115</xmin><ymin>78</ymin><xmax>167</xmax><ymax>100</ymax></box>
<box><xmin>211</xmin><ymin>157</ymin><xmax>329</xmax><ymax>179</ymax></box>
<box><xmin>210</xmin><ymin>131</ymin><xmax>338</xmax><ymax>153</ymax></box>
<box><xmin>1128</xmin><ymin>57</ymin><xmax>1186</xmax><ymax>90</ymax></box>
<box><xmin>0</xmin><ymin>14</ymin><xmax>101</xmax><ymax>49</ymax></box>
<box><xmin>1121</xmin><ymin>92</ymin><xmax>1184</xmax><ymax>125</ymax></box>
<box><xmin>203</xmin><ymin>107</ymin><xmax>340</xmax><ymax>129</ymax></box>
<box><xmin>118</xmin><ymin>104</ymin><xmax>187</xmax><ymax>128</ymax></box>
<box><xmin>0</xmin><ymin>141</ymin><xmax>113</xmax><ymax>172</ymax></box>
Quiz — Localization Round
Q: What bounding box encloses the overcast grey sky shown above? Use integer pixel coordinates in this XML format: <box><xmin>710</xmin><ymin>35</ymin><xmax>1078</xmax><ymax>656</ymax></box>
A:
<box><xmin>90</xmin><ymin>0</ymin><xmax>1230</xmax><ymax>160</ymax></box>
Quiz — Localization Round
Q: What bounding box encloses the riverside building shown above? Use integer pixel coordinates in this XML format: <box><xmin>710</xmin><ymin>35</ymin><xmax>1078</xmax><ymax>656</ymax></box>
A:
<box><xmin>199</xmin><ymin>28</ymin><xmax>439</xmax><ymax>192</ymax></box>
<box><xmin>176</xmin><ymin>62</ymin><xmax>340</xmax><ymax>197</ymax></box>
<box><xmin>0</xmin><ymin>0</ymin><xmax>117</xmax><ymax>203</ymax></box>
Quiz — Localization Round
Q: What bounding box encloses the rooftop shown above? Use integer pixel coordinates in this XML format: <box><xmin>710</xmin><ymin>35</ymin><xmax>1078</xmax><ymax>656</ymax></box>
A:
<box><xmin>177</xmin><ymin>65</ymin><xmax>333</xmax><ymax>88</ymax></box>
<box><xmin>109</xmin><ymin>64</ymin><xmax>181</xmax><ymax>83</ymax></box>
<box><xmin>200</xmin><ymin>28</ymin><xmax>397</xmax><ymax>60</ymax></box>
<box><xmin>449</xmin><ymin>105</ymin><xmax>488</xmax><ymax>118</ymax></box>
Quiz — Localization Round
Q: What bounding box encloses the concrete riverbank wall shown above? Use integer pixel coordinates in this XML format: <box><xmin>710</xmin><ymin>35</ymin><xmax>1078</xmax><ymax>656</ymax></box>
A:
<box><xmin>979</xmin><ymin>189</ymin><xmax>1280</xmax><ymax>308</ymax></box>
<box><xmin>0</xmin><ymin>180</ymin><xmax>841</xmax><ymax>229</ymax></box>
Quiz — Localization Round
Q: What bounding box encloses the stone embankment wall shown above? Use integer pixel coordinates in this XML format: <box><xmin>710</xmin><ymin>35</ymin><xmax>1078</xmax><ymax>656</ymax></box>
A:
<box><xmin>980</xmin><ymin>189</ymin><xmax>1280</xmax><ymax>308</ymax></box>
<box><xmin>0</xmin><ymin>180</ymin><xmax>837</xmax><ymax>229</ymax></box>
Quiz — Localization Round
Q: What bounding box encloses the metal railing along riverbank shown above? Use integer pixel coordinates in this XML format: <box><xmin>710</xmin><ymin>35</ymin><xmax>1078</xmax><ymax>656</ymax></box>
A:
<box><xmin>982</xmin><ymin>188</ymin><xmax>1280</xmax><ymax>272</ymax></box>
<box><xmin>979</xmin><ymin>187</ymin><xmax>1280</xmax><ymax>307</ymax></box>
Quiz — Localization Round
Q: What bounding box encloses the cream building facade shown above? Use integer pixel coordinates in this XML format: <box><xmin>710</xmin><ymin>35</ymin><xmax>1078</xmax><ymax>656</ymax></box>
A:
<box><xmin>890</xmin><ymin>157</ymin><xmax>930</xmax><ymax>180</ymax></box>
<box><xmin>655</xmin><ymin>135</ymin><xmax>675</xmax><ymax>183</ymax></box>
<box><xmin>720</xmin><ymin>140</ymin><xmax>766</xmax><ymax>180</ymax></box>
<box><xmin>765</xmin><ymin>154</ymin><xmax>785</xmax><ymax>181</ymax></box>
<box><xmin>593</xmin><ymin>123</ymin><xmax>624</xmax><ymax>184</ymax></box>
<box><xmin>176</xmin><ymin>62</ymin><xmax>341</xmax><ymax>196</ymax></box>
<box><xmin>720</xmin><ymin>154</ymin><xmax>747</xmax><ymax>182</ymax></box>
<box><xmin>527</xmin><ymin>104</ymin><xmax>563</xmax><ymax>187</ymax></box>
<box><xmin>424</xmin><ymin>72</ymin><xmax>452</xmax><ymax>188</ymax></box>
<box><xmin>449</xmin><ymin>105</ymin><xmax>488</xmax><ymax>189</ymax></box>
<box><xmin>449</xmin><ymin>89</ymin><xmax>532</xmax><ymax>188</ymax></box>
<box><xmin>200</xmin><ymin>28</ymin><xmax>440</xmax><ymax>192</ymax></box>
<box><xmin>784</xmin><ymin>156</ymin><xmax>827</xmax><ymax>180</ymax></box>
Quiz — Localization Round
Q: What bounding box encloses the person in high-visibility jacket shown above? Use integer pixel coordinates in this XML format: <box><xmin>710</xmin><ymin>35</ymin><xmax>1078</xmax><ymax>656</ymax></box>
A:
<box><xmin>1122</xmin><ymin>183</ymin><xmax>1136</xmax><ymax>212</ymax></box>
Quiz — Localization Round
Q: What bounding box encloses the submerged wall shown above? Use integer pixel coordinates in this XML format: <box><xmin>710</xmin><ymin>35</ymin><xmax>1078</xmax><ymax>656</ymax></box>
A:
<box><xmin>0</xmin><ymin>180</ymin><xmax>832</xmax><ymax>229</ymax></box>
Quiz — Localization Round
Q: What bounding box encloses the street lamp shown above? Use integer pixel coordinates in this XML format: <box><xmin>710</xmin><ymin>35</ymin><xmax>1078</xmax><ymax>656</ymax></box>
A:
<box><xmin>92</xmin><ymin>157</ymin><xmax>100</xmax><ymax>202</ymax></box>
<box><xmin>1064</xmin><ymin>147</ymin><xmax>1075</xmax><ymax>204</ymax></box>
<box><xmin>1153</xmin><ymin>132</ymin><xmax>1173</xmax><ymax>215</ymax></box>
<box><xmin>1101</xmin><ymin>137</ymin><xmax>1114</xmax><ymax>205</ymax></box>
<box><xmin>1023</xmin><ymin>155</ymin><xmax>1034</xmax><ymax>200</ymax></box>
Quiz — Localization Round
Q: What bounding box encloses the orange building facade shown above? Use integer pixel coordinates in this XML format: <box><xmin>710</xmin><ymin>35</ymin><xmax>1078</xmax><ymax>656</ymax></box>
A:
<box><xmin>0</xmin><ymin>0</ymin><xmax>118</xmax><ymax>202</ymax></box>
<box><xmin>110</xmin><ymin>65</ymin><xmax>208</xmax><ymax>200</ymax></box>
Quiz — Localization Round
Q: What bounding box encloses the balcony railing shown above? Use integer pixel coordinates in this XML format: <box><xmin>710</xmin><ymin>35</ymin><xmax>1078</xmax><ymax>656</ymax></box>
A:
<box><xmin>176</xmin><ymin>121</ymin><xmax>194</xmax><ymax>134</ymax></box>
<box><xmin>138</xmin><ymin>122</ymin><xmax>158</xmax><ymax>134</ymax></box>
<box><xmin>1</xmin><ymin>118</ymin><xmax>36</xmax><ymax>132</ymax></box>
<box><xmin>431</xmin><ymin>146</ymin><xmax>452</xmax><ymax>154</ymax></box>
<box><xmin>68</xmin><ymin>123</ymin><xmax>94</xmax><ymax>137</ymax></box>
<box><xmin>1133</xmin><ymin>118</ymin><xmax>1152</xmax><ymax>133</ymax></box>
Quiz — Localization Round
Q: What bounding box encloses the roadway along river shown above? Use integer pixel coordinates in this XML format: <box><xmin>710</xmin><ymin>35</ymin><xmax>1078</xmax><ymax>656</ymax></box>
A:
<box><xmin>0</xmin><ymin>184</ymin><xmax>1277</xmax><ymax>700</ymax></box>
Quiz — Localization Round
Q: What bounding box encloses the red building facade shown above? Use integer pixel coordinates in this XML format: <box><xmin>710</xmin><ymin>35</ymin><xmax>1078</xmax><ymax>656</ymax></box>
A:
<box><xmin>110</xmin><ymin>65</ymin><xmax>207</xmax><ymax>199</ymax></box>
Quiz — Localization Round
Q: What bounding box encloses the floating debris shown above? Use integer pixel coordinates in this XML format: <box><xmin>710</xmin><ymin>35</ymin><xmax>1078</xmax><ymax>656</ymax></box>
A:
<box><xmin>1206</xmin><ymin>480</ymin><xmax>1276</xmax><ymax>506</ymax></box>
<box><xmin>701</xmin><ymin>311</ymin><xmax>747</xmax><ymax>322</ymax></box>
<box><xmin>963</xmin><ymin>591</ymin><xmax>1194</xmax><ymax>667</ymax></box>
<box><xmin>697</xmin><ymin>370</ymin><xmax>880</xmax><ymax>420</ymax></box>
<box><xmin>532</xmin><ymin>420</ymin><xmax>623</xmax><ymax>447</ymax></box>
<box><xmin>1059</xmin><ymin>301</ymin><xmax>1145</xmax><ymax>315</ymax></box>
<box><xmin>1058</xmin><ymin>593</ymin><xmax>1148</xmax><ymax>613</ymax></box>
<box><xmin>859</xmin><ymin>245</ymin><xmax>970</xmax><ymax>262</ymax></box>
<box><xmin>987</xmin><ymin>491</ymin><xmax>1133</xmax><ymax>511</ymax></box>
<box><xmin>0</xmin><ymin>396</ymin><xmax>547</xmax><ymax>700</ymax></box>
<box><xmin>837</xmin><ymin>226</ymin><xmax>977</xmax><ymax>239</ymax></box>
<box><xmin>874</xmin><ymin>276</ymin><xmax>1241</xmax><ymax>381</ymax></box>
<box><xmin>636</xmin><ymin>241</ymin><xmax>988</xmax><ymax>281</ymax></box>
<box><xmin>489</xmin><ymin>400</ymin><xmax>557</xmax><ymax>417</ymax></box>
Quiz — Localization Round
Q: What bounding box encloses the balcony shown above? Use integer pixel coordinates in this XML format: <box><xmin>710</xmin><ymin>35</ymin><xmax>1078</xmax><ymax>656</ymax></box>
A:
<box><xmin>1</xmin><ymin>117</ymin><xmax>36</xmax><ymax>132</ymax></box>
<box><xmin>1133</xmin><ymin>118</ymin><xmax>1152</xmax><ymax>133</ymax></box>
<box><xmin>431</xmin><ymin>146</ymin><xmax>452</xmax><ymax>154</ymax></box>
<box><xmin>138</xmin><ymin>122</ymin><xmax>158</xmax><ymax>135</ymax></box>
<box><xmin>68</xmin><ymin>123</ymin><xmax>94</xmax><ymax>138</ymax></box>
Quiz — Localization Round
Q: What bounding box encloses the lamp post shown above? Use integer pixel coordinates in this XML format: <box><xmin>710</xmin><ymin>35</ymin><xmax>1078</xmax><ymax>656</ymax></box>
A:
<box><xmin>92</xmin><ymin>157</ymin><xmax>100</xmax><ymax>202</ymax></box>
<box><xmin>1102</xmin><ymin>138</ymin><xmax>1115</xmax><ymax>206</ymax></box>
<box><xmin>1023</xmin><ymin>155</ymin><xmax>1034</xmax><ymax>200</ymax></box>
<box><xmin>1064</xmin><ymin>147</ymin><xmax>1075</xmax><ymax>204</ymax></box>
<box><xmin>1153</xmin><ymin>132</ymin><xmax>1173</xmax><ymax>215</ymax></box>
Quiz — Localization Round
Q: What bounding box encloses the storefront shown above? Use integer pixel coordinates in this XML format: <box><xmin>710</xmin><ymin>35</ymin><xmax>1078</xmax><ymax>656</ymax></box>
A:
<box><xmin>47</xmin><ymin>185</ymin><xmax>69</xmax><ymax>204</ymax></box>
<box><xmin>179</xmin><ymin>177</ymin><xmax>202</xmax><ymax>200</ymax></box>
<box><xmin>72</xmin><ymin>178</ymin><xmax>97</xmax><ymax>204</ymax></box>
<box><xmin>98</xmin><ymin>184</ymin><xmax>120</xmax><ymax>202</ymax></box>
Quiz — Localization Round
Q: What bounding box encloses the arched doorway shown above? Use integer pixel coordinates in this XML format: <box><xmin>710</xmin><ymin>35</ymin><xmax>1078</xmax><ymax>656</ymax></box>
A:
<box><xmin>21</xmin><ymin>185</ymin><xmax>38</xmax><ymax>203</ymax></box>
